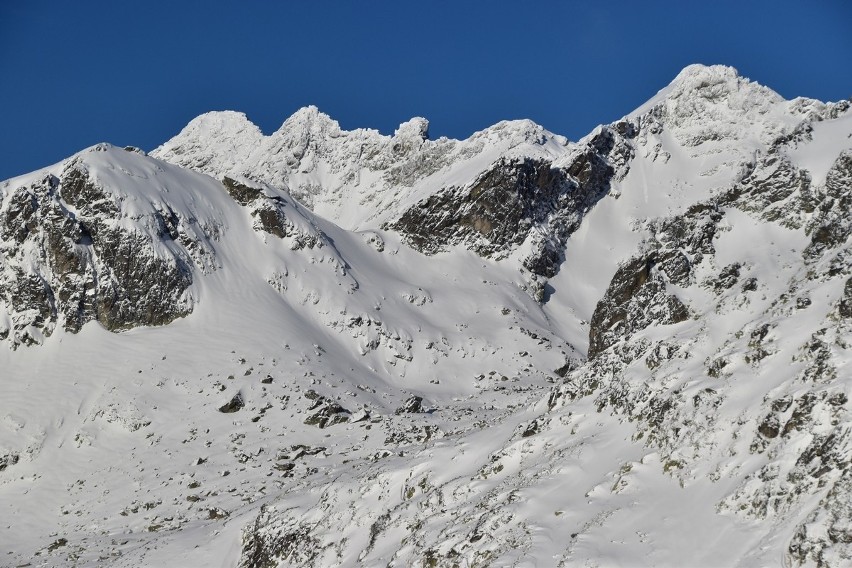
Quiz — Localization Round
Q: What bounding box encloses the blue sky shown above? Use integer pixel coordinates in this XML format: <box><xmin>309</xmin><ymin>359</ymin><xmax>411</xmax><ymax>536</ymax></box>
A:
<box><xmin>1</xmin><ymin>1</ymin><xmax>850</xmax><ymax>180</ymax></box>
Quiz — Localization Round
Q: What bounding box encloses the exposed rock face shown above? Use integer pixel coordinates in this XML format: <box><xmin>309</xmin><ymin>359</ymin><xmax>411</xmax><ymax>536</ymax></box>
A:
<box><xmin>0</xmin><ymin>453</ymin><xmax>19</xmax><ymax>472</ymax></box>
<box><xmin>587</xmin><ymin>253</ymin><xmax>690</xmax><ymax>359</ymax></box>
<box><xmin>840</xmin><ymin>278</ymin><xmax>852</xmax><ymax>319</ymax></box>
<box><xmin>729</xmin><ymin>150</ymin><xmax>815</xmax><ymax>227</ymax></box>
<box><xmin>302</xmin><ymin>390</ymin><xmax>350</xmax><ymax>428</ymax></box>
<box><xmin>239</xmin><ymin>505</ymin><xmax>322</xmax><ymax>568</ymax></box>
<box><xmin>222</xmin><ymin>175</ymin><xmax>265</xmax><ymax>206</ymax></box>
<box><xmin>391</xmin><ymin>157</ymin><xmax>573</xmax><ymax>257</ymax></box>
<box><xmin>222</xmin><ymin>175</ymin><xmax>326</xmax><ymax>248</ymax></box>
<box><xmin>789</xmin><ymin>470</ymin><xmax>852</xmax><ymax>568</ymax></box>
<box><xmin>0</xmin><ymin>159</ymin><xmax>200</xmax><ymax>346</ymax></box>
<box><xmin>396</xmin><ymin>395</ymin><xmax>424</xmax><ymax>414</ymax></box>
<box><xmin>219</xmin><ymin>392</ymin><xmax>245</xmax><ymax>413</ymax></box>
<box><xmin>587</xmin><ymin>202</ymin><xmax>721</xmax><ymax>358</ymax></box>
<box><xmin>804</xmin><ymin>150</ymin><xmax>852</xmax><ymax>261</ymax></box>
<box><xmin>390</xmin><ymin>125</ymin><xmax>634</xmax><ymax>279</ymax></box>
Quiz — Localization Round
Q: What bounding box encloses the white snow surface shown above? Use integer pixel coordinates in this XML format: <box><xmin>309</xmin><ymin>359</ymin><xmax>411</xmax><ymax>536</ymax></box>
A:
<box><xmin>1</xmin><ymin>64</ymin><xmax>851</xmax><ymax>567</ymax></box>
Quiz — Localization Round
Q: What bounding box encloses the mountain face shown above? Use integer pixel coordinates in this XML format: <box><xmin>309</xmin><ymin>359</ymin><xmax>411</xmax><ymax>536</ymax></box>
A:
<box><xmin>1</xmin><ymin>64</ymin><xmax>851</xmax><ymax>568</ymax></box>
<box><xmin>0</xmin><ymin>147</ymin><xmax>221</xmax><ymax>346</ymax></box>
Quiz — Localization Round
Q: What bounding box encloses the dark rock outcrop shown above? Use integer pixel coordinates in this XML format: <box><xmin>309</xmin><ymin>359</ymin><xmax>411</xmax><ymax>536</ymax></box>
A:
<box><xmin>302</xmin><ymin>390</ymin><xmax>350</xmax><ymax>428</ymax></box>
<box><xmin>804</xmin><ymin>150</ymin><xmax>852</xmax><ymax>261</ymax></box>
<box><xmin>588</xmin><ymin>254</ymin><xmax>690</xmax><ymax>359</ymax></box>
<box><xmin>395</xmin><ymin>395</ymin><xmax>425</xmax><ymax>414</ymax></box>
<box><xmin>0</xmin><ymin>453</ymin><xmax>20</xmax><ymax>472</ymax></box>
<box><xmin>390</xmin><ymin>125</ymin><xmax>635</xmax><ymax>280</ymax></box>
<box><xmin>391</xmin><ymin>157</ymin><xmax>574</xmax><ymax>258</ymax></box>
<box><xmin>239</xmin><ymin>505</ymin><xmax>322</xmax><ymax>568</ymax></box>
<box><xmin>587</xmin><ymin>201</ymin><xmax>725</xmax><ymax>358</ymax></box>
<box><xmin>222</xmin><ymin>176</ymin><xmax>264</xmax><ymax>206</ymax></box>
<box><xmin>219</xmin><ymin>392</ymin><xmax>245</xmax><ymax>414</ymax></box>
<box><xmin>0</xmin><ymin>162</ymin><xmax>198</xmax><ymax>346</ymax></box>
<box><xmin>221</xmin><ymin>176</ymin><xmax>325</xmax><ymax>248</ymax></box>
<box><xmin>840</xmin><ymin>278</ymin><xmax>852</xmax><ymax>319</ymax></box>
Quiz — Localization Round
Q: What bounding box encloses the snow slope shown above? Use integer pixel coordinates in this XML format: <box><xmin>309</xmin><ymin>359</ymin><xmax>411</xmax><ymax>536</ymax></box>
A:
<box><xmin>0</xmin><ymin>64</ymin><xmax>851</xmax><ymax>568</ymax></box>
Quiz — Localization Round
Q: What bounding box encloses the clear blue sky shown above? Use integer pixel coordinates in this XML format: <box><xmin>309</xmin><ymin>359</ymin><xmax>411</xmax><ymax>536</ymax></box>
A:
<box><xmin>1</xmin><ymin>1</ymin><xmax>850</xmax><ymax>181</ymax></box>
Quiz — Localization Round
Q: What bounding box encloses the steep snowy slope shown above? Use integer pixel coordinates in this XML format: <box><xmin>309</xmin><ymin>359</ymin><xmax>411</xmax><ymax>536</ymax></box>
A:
<box><xmin>0</xmin><ymin>64</ymin><xmax>850</xmax><ymax>568</ymax></box>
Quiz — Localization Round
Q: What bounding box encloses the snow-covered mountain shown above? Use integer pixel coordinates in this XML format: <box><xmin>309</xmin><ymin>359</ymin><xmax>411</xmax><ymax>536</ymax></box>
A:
<box><xmin>1</xmin><ymin>64</ymin><xmax>851</xmax><ymax>567</ymax></box>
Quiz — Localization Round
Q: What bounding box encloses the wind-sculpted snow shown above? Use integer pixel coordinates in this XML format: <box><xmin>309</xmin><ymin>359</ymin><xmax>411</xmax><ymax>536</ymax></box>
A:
<box><xmin>1</xmin><ymin>65</ymin><xmax>852</xmax><ymax>568</ymax></box>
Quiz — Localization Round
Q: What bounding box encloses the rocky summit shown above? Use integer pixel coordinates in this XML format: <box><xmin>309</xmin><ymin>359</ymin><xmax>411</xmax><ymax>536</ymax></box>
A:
<box><xmin>1</xmin><ymin>64</ymin><xmax>851</xmax><ymax>567</ymax></box>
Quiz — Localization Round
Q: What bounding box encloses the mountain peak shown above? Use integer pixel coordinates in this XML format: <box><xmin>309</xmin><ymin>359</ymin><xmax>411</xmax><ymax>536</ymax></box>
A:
<box><xmin>629</xmin><ymin>64</ymin><xmax>783</xmax><ymax>118</ymax></box>
<box><xmin>624</xmin><ymin>63</ymin><xmax>797</xmax><ymax>150</ymax></box>
<box><xmin>471</xmin><ymin>118</ymin><xmax>567</xmax><ymax>148</ymax></box>
<box><xmin>394</xmin><ymin>117</ymin><xmax>429</xmax><ymax>141</ymax></box>
<box><xmin>671</xmin><ymin>63</ymin><xmax>740</xmax><ymax>85</ymax></box>
<box><xmin>150</xmin><ymin>110</ymin><xmax>263</xmax><ymax>177</ymax></box>
<box><xmin>667</xmin><ymin>63</ymin><xmax>782</xmax><ymax>104</ymax></box>
<box><xmin>275</xmin><ymin>105</ymin><xmax>340</xmax><ymax>136</ymax></box>
<box><xmin>179</xmin><ymin>110</ymin><xmax>262</xmax><ymax>138</ymax></box>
